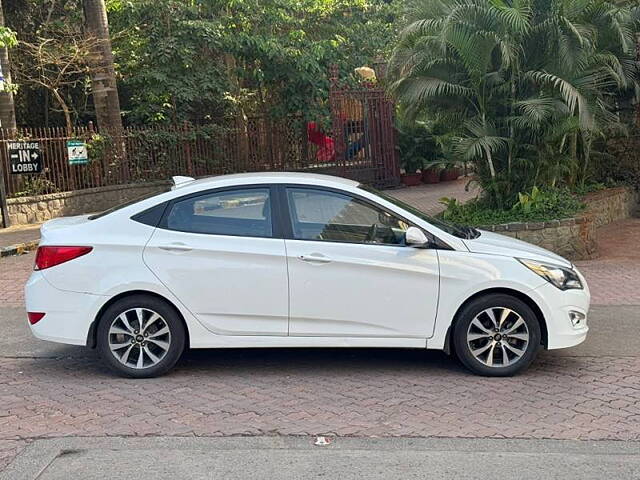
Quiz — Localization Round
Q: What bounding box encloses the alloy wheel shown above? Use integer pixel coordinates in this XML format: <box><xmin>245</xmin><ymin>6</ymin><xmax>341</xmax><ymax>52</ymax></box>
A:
<box><xmin>466</xmin><ymin>307</ymin><xmax>530</xmax><ymax>367</ymax></box>
<box><xmin>108</xmin><ymin>308</ymin><xmax>172</xmax><ymax>369</ymax></box>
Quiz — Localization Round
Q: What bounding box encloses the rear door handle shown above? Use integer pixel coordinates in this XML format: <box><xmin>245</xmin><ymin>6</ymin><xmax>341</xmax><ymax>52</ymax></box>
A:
<box><xmin>299</xmin><ymin>254</ymin><xmax>331</xmax><ymax>264</ymax></box>
<box><xmin>158</xmin><ymin>243</ymin><xmax>193</xmax><ymax>252</ymax></box>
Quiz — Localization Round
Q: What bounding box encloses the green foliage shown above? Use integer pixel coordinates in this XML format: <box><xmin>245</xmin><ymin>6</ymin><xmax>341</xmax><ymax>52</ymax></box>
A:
<box><xmin>440</xmin><ymin>188</ymin><xmax>585</xmax><ymax>226</ymax></box>
<box><xmin>107</xmin><ymin>0</ymin><xmax>400</xmax><ymax>125</ymax></box>
<box><xmin>389</xmin><ymin>0</ymin><xmax>640</xmax><ymax>209</ymax></box>
<box><xmin>514</xmin><ymin>185</ymin><xmax>542</xmax><ymax>214</ymax></box>
<box><xmin>86</xmin><ymin>133</ymin><xmax>112</xmax><ymax>162</ymax></box>
<box><xmin>0</xmin><ymin>26</ymin><xmax>17</xmax><ymax>48</ymax></box>
<box><xmin>571</xmin><ymin>182</ymin><xmax>608</xmax><ymax>196</ymax></box>
<box><xmin>396</xmin><ymin>113</ymin><xmax>461</xmax><ymax>173</ymax></box>
<box><xmin>599</xmin><ymin>134</ymin><xmax>640</xmax><ymax>191</ymax></box>
<box><xmin>397</xmin><ymin>121</ymin><xmax>433</xmax><ymax>173</ymax></box>
<box><xmin>6</xmin><ymin>0</ymin><xmax>399</xmax><ymax>127</ymax></box>
<box><xmin>5</xmin><ymin>0</ymin><xmax>91</xmax><ymax>126</ymax></box>
<box><xmin>13</xmin><ymin>176</ymin><xmax>59</xmax><ymax>197</ymax></box>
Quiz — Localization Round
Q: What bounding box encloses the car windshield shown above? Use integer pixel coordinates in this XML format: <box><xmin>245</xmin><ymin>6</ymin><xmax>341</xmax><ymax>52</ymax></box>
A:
<box><xmin>359</xmin><ymin>184</ymin><xmax>478</xmax><ymax>239</ymax></box>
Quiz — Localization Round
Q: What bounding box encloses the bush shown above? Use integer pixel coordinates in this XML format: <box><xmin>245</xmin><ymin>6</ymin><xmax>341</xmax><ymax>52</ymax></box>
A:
<box><xmin>440</xmin><ymin>187</ymin><xmax>585</xmax><ymax>227</ymax></box>
<box><xmin>396</xmin><ymin>120</ymin><xmax>441</xmax><ymax>174</ymax></box>
<box><xmin>14</xmin><ymin>176</ymin><xmax>59</xmax><ymax>197</ymax></box>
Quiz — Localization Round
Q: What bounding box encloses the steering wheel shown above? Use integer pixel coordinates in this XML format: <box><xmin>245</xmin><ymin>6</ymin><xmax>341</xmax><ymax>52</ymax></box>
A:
<box><xmin>364</xmin><ymin>223</ymin><xmax>379</xmax><ymax>243</ymax></box>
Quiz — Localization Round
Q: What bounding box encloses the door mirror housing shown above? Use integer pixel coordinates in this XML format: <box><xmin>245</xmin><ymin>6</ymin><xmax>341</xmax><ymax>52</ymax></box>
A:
<box><xmin>405</xmin><ymin>226</ymin><xmax>430</xmax><ymax>248</ymax></box>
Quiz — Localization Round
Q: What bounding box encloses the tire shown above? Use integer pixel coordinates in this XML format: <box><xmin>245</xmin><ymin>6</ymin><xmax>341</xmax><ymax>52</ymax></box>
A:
<box><xmin>453</xmin><ymin>294</ymin><xmax>541</xmax><ymax>377</ymax></box>
<box><xmin>97</xmin><ymin>294</ymin><xmax>186</xmax><ymax>378</ymax></box>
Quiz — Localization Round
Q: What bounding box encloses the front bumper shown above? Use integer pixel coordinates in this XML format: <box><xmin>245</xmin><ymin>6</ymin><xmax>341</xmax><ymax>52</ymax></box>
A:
<box><xmin>531</xmin><ymin>272</ymin><xmax>590</xmax><ymax>350</ymax></box>
<box><xmin>25</xmin><ymin>271</ymin><xmax>107</xmax><ymax>346</ymax></box>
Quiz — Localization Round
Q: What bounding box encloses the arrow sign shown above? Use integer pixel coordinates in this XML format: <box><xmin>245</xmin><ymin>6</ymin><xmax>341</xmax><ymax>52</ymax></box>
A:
<box><xmin>8</xmin><ymin>141</ymin><xmax>42</xmax><ymax>175</ymax></box>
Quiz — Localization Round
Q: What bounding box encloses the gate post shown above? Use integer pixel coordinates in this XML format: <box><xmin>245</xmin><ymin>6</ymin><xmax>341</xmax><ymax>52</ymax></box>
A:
<box><xmin>0</xmin><ymin>163</ymin><xmax>9</xmax><ymax>228</ymax></box>
<box><xmin>329</xmin><ymin>65</ymin><xmax>347</xmax><ymax>177</ymax></box>
<box><xmin>0</xmin><ymin>129</ymin><xmax>10</xmax><ymax>228</ymax></box>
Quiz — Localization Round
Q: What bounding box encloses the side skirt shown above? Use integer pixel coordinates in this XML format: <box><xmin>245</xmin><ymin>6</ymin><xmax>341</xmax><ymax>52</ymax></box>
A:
<box><xmin>189</xmin><ymin>335</ymin><xmax>429</xmax><ymax>350</ymax></box>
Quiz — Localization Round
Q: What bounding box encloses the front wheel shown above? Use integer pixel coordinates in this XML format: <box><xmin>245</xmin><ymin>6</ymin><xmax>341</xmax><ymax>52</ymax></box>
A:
<box><xmin>453</xmin><ymin>294</ymin><xmax>541</xmax><ymax>376</ymax></box>
<box><xmin>97</xmin><ymin>295</ymin><xmax>186</xmax><ymax>378</ymax></box>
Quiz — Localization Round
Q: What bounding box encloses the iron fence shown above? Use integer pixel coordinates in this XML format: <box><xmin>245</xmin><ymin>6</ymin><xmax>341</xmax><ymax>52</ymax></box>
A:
<box><xmin>0</xmin><ymin>73</ymin><xmax>400</xmax><ymax>204</ymax></box>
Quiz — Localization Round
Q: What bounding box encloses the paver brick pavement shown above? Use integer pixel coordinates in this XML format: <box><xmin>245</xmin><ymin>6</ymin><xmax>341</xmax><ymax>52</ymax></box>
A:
<box><xmin>575</xmin><ymin>218</ymin><xmax>640</xmax><ymax>306</ymax></box>
<box><xmin>0</xmin><ymin>254</ymin><xmax>31</xmax><ymax>308</ymax></box>
<box><xmin>0</xmin><ymin>350</ymin><xmax>639</xmax><ymax>470</ymax></box>
<box><xmin>1</xmin><ymin>185</ymin><xmax>640</xmax><ymax>471</ymax></box>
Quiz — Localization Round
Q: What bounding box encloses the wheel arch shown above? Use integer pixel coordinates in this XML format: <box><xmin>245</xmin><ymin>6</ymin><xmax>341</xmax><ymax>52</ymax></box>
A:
<box><xmin>86</xmin><ymin>290</ymin><xmax>191</xmax><ymax>349</ymax></box>
<box><xmin>443</xmin><ymin>287</ymin><xmax>548</xmax><ymax>355</ymax></box>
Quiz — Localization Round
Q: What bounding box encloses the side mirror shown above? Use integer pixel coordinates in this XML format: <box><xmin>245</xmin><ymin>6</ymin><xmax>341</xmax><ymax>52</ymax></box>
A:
<box><xmin>405</xmin><ymin>226</ymin><xmax>430</xmax><ymax>248</ymax></box>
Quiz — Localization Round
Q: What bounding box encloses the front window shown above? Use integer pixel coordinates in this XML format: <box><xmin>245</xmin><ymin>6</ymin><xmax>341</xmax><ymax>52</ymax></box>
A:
<box><xmin>359</xmin><ymin>185</ymin><xmax>476</xmax><ymax>239</ymax></box>
<box><xmin>286</xmin><ymin>187</ymin><xmax>410</xmax><ymax>245</ymax></box>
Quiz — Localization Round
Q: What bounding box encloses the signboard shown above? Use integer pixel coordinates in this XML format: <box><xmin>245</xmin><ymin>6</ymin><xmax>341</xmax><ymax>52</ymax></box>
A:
<box><xmin>8</xmin><ymin>141</ymin><xmax>42</xmax><ymax>174</ymax></box>
<box><xmin>67</xmin><ymin>139</ymin><xmax>89</xmax><ymax>165</ymax></box>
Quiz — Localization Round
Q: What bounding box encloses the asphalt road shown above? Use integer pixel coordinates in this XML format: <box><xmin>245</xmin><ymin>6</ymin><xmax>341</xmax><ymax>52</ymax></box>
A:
<box><xmin>3</xmin><ymin>436</ymin><xmax>639</xmax><ymax>480</ymax></box>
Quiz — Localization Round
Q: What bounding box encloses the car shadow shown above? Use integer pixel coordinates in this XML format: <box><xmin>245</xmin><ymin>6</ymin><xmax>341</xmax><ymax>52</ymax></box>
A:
<box><xmin>175</xmin><ymin>347</ymin><xmax>465</xmax><ymax>376</ymax></box>
<box><xmin>9</xmin><ymin>344</ymin><xmax>587</xmax><ymax>379</ymax></box>
<box><xmin>9</xmin><ymin>345</ymin><xmax>470</xmax><ymax>378</ymax></box>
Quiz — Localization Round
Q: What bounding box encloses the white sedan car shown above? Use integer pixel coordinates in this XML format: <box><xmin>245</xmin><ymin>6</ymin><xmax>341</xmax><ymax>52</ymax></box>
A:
<box><xmin>25</xmin><ymin>172</ymin><xmax>589</xmax><ymax>377</ymax></box>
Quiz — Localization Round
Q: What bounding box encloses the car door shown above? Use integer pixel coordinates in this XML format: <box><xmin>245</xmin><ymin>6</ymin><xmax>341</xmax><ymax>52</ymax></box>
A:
<box><xmin>282</xmin><ymin>186</ymin><xmax>440</xmax><ymax>338</ymax></box>
<box><xmin>143</xmin><ymin>185</ymin><xmax>289</xmax><ymax>336</ymax></box>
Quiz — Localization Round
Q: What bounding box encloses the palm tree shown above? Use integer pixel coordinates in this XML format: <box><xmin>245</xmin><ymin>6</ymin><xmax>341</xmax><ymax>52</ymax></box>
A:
<box><xmin>388</xmin><ymin>0</ymin><xmax>639</xmax><ymax>207</ymax></box>
<box><xmin>83</xmin><ymin>0</ymin><xmax>122</xmax><ymax>133</ymax></box>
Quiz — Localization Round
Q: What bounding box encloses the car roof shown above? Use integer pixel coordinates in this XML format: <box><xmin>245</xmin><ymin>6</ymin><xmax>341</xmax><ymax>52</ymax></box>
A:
<box><xmin>177</xmin><ymin>172</ymin><xmax>360</xmax><ymax>191</ymax></box>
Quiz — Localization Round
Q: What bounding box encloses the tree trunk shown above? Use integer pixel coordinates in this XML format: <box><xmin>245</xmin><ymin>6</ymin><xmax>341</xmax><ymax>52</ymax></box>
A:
<box><xmin>51</xmin><ymin>88</ymin><xmax>73</xmax><ymax>135</ymax></box>
<box><xmin>83</xmin><ymin>0</ymin><xmax>122</xmax><ymax>133</ymax></box>
<box><xmin>223</xmin><ymin>53</ymin><xmax>249</xmax><ymax>170</ymax></box>
<box><xmin>636</xmin><ymin>33</ymin><xmax>640</xmax><ymax>128</ymax></box>
<box><xmin>0</xmin><ymin>0</ymin><xmax>16</xmax><ymax>130</ymax></box>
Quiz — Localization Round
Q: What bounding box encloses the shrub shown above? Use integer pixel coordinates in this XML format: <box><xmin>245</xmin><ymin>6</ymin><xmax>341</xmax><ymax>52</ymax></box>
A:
<box><xmin>440</xmin><ymin>187</ymin><xmax>584</xmax><ymax>226</ymax></box>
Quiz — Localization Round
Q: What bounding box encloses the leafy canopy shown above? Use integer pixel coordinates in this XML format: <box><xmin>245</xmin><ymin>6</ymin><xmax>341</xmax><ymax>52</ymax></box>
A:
<box><xmin>389</xmin><ymin>0</ymin><xmax>640</xmax><ymax>208</ymax></box>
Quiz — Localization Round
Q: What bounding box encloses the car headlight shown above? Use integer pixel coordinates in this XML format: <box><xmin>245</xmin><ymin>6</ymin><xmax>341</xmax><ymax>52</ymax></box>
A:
<box><xmin>517</xmin><ymin>258</ymin><xmax>583</xmax><ymax>290</ymax></box>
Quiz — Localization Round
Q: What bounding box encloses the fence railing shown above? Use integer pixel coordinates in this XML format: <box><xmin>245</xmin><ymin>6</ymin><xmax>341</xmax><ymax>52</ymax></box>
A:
<box><xmin>0</xmin><ymin>117</ymin><xmax>400</xmax><ymax>203</ymax></box>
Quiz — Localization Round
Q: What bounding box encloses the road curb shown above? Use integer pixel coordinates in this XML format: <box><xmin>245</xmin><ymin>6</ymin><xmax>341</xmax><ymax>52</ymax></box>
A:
<box><xmin>0</xmin><ymin>240</ymin><xmax>39</xmax><ymax>258</ymax></box>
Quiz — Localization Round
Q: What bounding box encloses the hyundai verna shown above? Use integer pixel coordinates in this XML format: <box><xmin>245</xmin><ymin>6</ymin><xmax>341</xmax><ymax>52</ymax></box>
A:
<box><xmin>25</xmin><ymin>173</ymin><xmax>590</xmax><ymax>377</ymax></box>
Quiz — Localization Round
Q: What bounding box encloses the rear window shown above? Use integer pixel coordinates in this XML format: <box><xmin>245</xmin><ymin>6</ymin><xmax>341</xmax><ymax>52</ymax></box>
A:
<box><xmin>88</xmin><ymin>190</ymin><xmax>165</xmax><ymax>220</ymax></box>
<box><xmin>163</xmin><ymin>188</ymin><xmax>272</xmax><ymax>237</ymax></box>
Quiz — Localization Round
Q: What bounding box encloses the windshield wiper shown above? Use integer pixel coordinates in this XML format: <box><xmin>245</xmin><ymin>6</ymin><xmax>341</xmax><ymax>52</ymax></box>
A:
<box><xmin>459</xmin><ymin>225</ymin><xmax>481</xmax><ymax>239</ymax></box>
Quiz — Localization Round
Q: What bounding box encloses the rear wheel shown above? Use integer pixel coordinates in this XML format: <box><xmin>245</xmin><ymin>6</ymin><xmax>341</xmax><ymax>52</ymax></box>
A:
<box><xmin>453</xmin><ymin>294</ymin><xmax>541</xmax><ymax>376</ymax></box>
<box><xmin>97</xmin><ymin>295</ymin><xmax>186</xmax><ymax>378</ymax></box>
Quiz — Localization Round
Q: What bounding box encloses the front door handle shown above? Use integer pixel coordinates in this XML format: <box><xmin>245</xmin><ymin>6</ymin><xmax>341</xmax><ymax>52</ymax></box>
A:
<box><xmin>299</xmin><ymin>254</ymin><xmax>331</xmax><ymax>264</ymax></box>
<box><xmin>158</xmin><ymin>243</ymin><xmax>193</xmax><ymax>252</ymax></box>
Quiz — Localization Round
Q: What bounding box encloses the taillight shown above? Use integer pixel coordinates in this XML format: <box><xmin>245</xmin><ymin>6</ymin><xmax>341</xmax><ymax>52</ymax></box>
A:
<box><xmin>28</xmin><ymin>312</ymin><xmax>46</xmax><ymax>325</ymax></box>
<box><xmin>34</xmin><ymin>246</ymin><xmax>93</xmax><ymax>270</ymax></box>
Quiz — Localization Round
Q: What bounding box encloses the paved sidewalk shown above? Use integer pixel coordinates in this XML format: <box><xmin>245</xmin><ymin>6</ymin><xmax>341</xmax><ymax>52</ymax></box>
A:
<box><xmin>575</xmin><ymin>218</ymin><xmax>640</xmax><ymax>305</ymax></box>
<box><xmin>0</xmin><ymin>255</ymin><xmax>30</xmax><ymax>308</ymax></box>
<box><xmin>4</xmin><ymin>437</ymin><xmax>640</xmax><ymax>480</ymax></box>
<box><xmin>387</xmin><ymin>177</ymin><xmax>480</xmax><ymax>214</ymax></box>
<box><xmin>0</xmin><ymin>224</ymin><xmax>40</xmax><ymax>257</ymax></box>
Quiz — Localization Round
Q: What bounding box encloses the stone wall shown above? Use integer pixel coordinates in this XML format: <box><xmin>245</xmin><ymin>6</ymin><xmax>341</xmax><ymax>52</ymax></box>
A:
<box><xmin>480</xmin><ymin>187</ymin><xmax>638</xmax><ymax>261</ymax></box>
<box><xmin>1</xmin><ymin>181</ymin><xmax>170</xmax><ymax>226</ymax></box>
<box><xmin>481</xmin><ymin>216</ymin><xmax>597</xmax><ymax>260</ymax></box>
<box><xmin>583</xmin><ymin>187</ymin><xmax>639</xmax><ymax>227</ymax></box>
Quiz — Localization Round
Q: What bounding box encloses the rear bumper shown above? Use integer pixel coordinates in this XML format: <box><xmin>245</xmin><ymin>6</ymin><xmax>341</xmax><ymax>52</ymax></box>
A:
<box><xmin>25</xmin><ymin>271</ymin><xmax>107</xmax><ymax>346</ymax></box>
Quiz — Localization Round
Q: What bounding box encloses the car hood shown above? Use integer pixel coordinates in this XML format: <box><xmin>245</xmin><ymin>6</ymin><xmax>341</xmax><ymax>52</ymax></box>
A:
<box><xmin>463</xmin><ymin>230</ymin><xmax>572</xmax><ymax>267</ymax></box>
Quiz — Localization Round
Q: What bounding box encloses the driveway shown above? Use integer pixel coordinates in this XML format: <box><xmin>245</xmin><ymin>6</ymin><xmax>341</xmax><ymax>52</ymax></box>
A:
<box><xmin>1</xmin><ymin>188</ymin><xmax>639</xmax><ymax>476</ymax></box>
